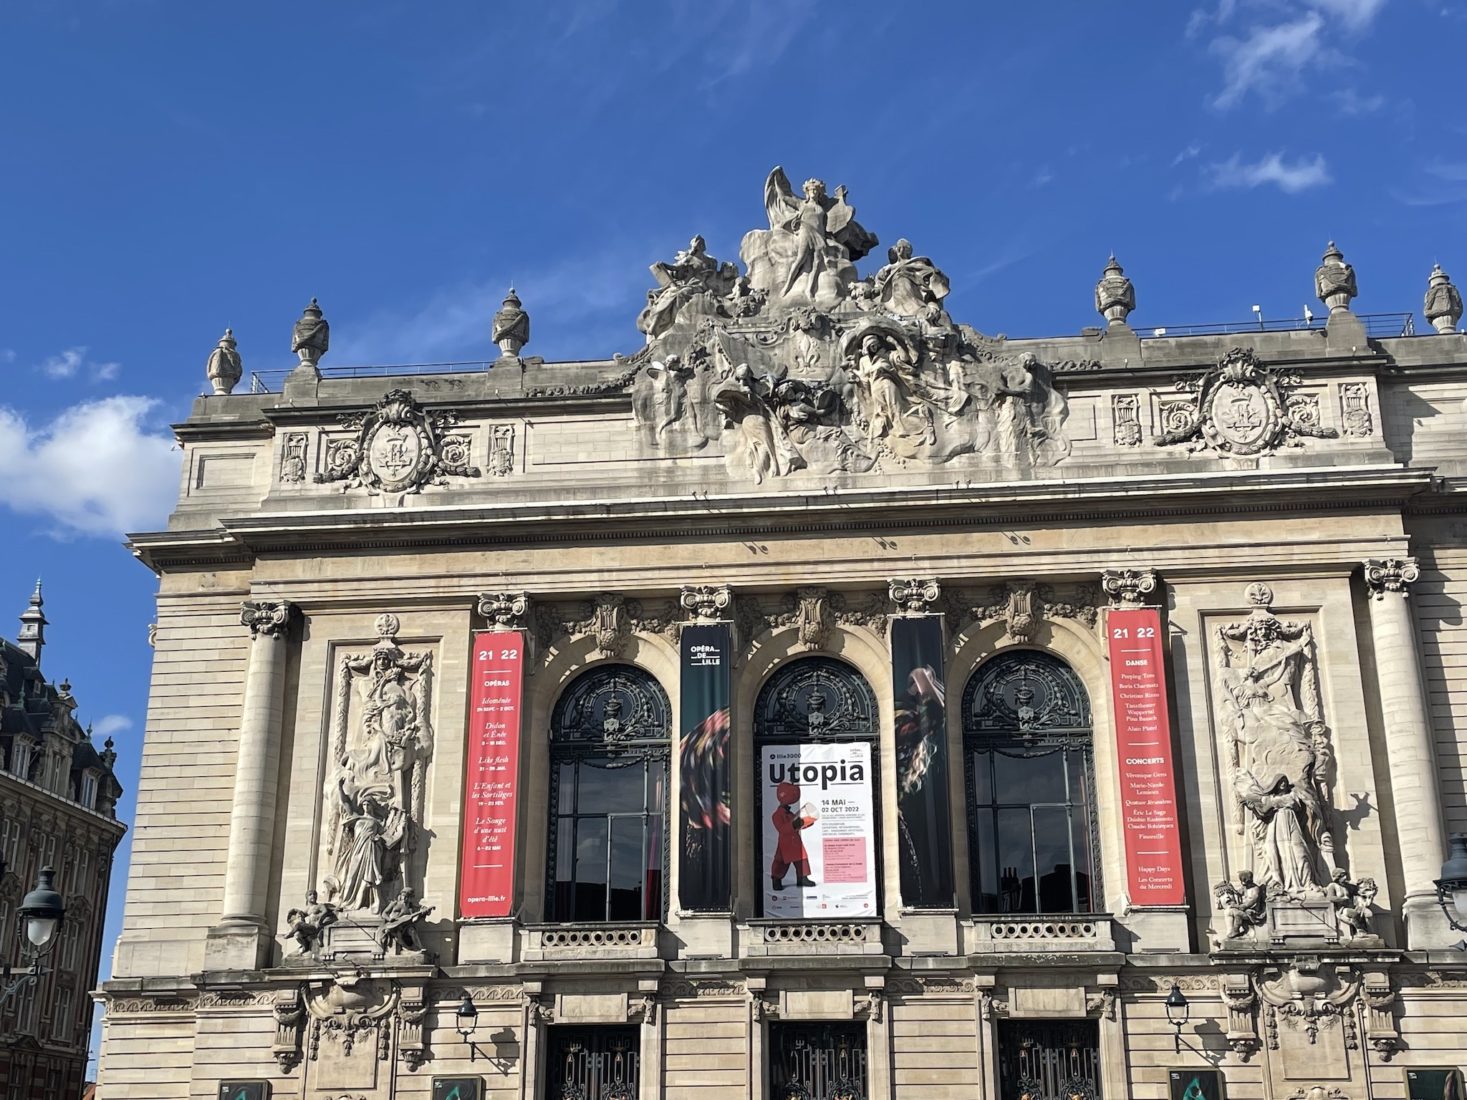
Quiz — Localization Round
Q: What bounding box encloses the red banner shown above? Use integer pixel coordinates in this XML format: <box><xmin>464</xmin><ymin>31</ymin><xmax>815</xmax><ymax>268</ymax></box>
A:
<box><xmin>459</xmin><ymin>631</ymin><xmax>525</xmax><ymax>919</ymax></box>
<box><xmin>1107</xmin><ymin>607</ymin><xmax>1186</xmax><ymax>906</ymax></box>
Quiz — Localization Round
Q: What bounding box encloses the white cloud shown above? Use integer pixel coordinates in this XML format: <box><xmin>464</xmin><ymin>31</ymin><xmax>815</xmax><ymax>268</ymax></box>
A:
<box><xmin>1172</xmin><ymin>144</ymin><xmax>1203</xmax><ymax>167</ymax></box>
<box><xmin>0</xmin><ymin>396</ymin><xmax>179</xmax><ymax>538</ymax></box>
<box><xmin>39</xmin><ymin>346</ymin><xmax>122</xmax><ymax>382</ymax></box>
<box><xmin>1210</xmin><ymin>151</ymin><xmax>1333</xmax><ymax>193</ymax></box>
<box><xmin>1202</xmin><ymin>0</ymin><xmax>1389</xmax><ymax>108</ymax></box>
<box><xmin>92</xmin><ymin>714</ymin><xmax>132</xmax><ymax>738</ymax></box>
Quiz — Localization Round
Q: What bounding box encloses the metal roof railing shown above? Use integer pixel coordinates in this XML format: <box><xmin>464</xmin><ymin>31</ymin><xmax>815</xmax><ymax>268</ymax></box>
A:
<box><xmin>1137</xmin><ymin>312</ymin><xmax>1415</xmax><ymax>340</ymax></box>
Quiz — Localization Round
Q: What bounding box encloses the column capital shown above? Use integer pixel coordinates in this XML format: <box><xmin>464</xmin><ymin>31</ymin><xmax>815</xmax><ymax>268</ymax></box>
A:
<box><xmin>680</xmin><ymin>584</ymin><xmax>732</xmax><ymax>623</ymax></box>
<box><xmin>1101</xmin><ymin>567</ymin><xmax>1158</xmax><ymax>607</ymax></box>
<box><xmin>1362</xmin><ymin>557</ymin><xmax>1421</xmax><ymax>600</ymax></box>
<box><xmin>888</xmin><ymin>577</ymin><xmax>941</xmax><ymax>615</ymax></box>
<box><xmin>476</xmin><ymin>590</ymin><xmax>532</xmax><ymax>632</ymax></box>
<box><xmin>240</xmin><ymin>600</ymin><xmax>298</xmax><ymax>638</ymax></box>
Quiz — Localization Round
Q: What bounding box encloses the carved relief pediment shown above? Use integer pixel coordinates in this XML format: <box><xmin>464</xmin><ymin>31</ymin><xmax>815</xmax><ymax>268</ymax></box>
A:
<box><xmin>627</xmin><ymin>167</ymin><xmax>1073</xmax><ymax>485</ymax></box>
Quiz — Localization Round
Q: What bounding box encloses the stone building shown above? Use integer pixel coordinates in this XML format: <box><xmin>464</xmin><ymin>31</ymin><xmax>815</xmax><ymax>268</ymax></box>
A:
<box><xmin>98</xmin><ymin>169</ymin><xmax>1467</xmax><ymax>1099</ymax></box>
<box><xmin>2</xmin><ymin>584</ymin><xmax>126</xmax><ymax>1099</ymax></box>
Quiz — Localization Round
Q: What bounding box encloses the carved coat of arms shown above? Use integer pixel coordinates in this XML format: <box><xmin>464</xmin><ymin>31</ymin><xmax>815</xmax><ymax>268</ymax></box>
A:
<box><xmin>315</xmin><ymin>388</ymin><xmax>480</xmax><ymax>494</ymax></box>
<box><xmin>1157</xmin><ymin>347</ymin><xmax>1337</xmax><ymax>456</ymax></box>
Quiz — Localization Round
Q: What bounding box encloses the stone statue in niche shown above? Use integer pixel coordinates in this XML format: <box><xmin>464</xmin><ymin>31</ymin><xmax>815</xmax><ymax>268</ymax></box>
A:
<box><xmin>1215</xmin><ymin>584</ymin><xmax>1335</xmax><ymax>896</ymax></box>
<box><xmin>322</xmin><ymin>614</ymin><xmax>434</xmax><ymax>916</ymax></box>
<box><xmin>741</xmin><ymin>167</ymin><xmax>877</xmax><ymax>310</ymax></box>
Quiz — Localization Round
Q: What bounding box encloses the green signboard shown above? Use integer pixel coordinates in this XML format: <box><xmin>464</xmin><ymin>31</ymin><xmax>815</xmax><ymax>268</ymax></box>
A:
<box><xmin>1169</xmin><ymin>1069</ymin><xmax>1225</xmax><ymax>1100</ymax></box>
<box><xmin>1407</xmin><ymin>1068</ymin><xmax>1465</xmax><ymax>1100</ymax></box>
<box><xmin>433</xmin><ymin>1078</ymin><xmax>484</xmax><ymax>1100</ymax></box>
<box><xmin>217</xmin><ymin>1085</ymin><xmax>269</xmax><ymax>1100</ymax></box>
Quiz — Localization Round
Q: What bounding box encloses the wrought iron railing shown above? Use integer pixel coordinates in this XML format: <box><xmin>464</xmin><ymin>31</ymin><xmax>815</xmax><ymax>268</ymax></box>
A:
<box><xmin>1136</xmin><ymin>311</ymin><xmax>1414</xmax><ymax>339</ymax></box>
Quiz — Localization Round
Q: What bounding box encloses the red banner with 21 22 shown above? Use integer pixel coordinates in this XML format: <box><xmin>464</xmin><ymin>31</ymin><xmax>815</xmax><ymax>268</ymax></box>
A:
<box><xmin>459</xmin><ymin>631</ymin><xmax>524</xmax><ymax>919</ymax></box>
<box><xmin>1107</xmin><ymin>607</ymin><xmax>1186</xmax><ymax>906</ymax></box>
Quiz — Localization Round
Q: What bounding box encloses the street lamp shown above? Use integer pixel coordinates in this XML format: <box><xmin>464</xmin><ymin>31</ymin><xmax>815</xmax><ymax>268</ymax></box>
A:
<box><xmin>1435</xmin><ymin>832</ymin><xmax>1467</xmax><ymax>934</ymax></box>
<box><xmin>1164</xmin><ymin>982</ymin><xmax>1190</xmax><ymax>1054</ymax></box>
<box><xmin>3</xmin><ymin>866</ymin><xmax>66</xmax><ymax>1004</ymax></box>
<box><xmin>456</xmin><ymin>992</ymin><xmax>480</xmax><ymax>1059</ymax></box>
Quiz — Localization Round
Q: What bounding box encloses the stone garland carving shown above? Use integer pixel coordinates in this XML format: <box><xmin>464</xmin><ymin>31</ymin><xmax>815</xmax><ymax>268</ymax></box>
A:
<box><xmin>734</xmin><ymin>587</ymin><xmax>833</xmax><ymax>650</ymax></box>
<box><xmin>942</xmin><ymin>581</ymin><xmax>1099</xmax><ymax>640</ymax></box>
<box><xmin>306</xmin><ymin>977</ymin><xmax>398</xmax><ymax>1064</ymax></box>
<box><xmin>630</xmin><ymin>166</ymin><xmax>1072</xmax><ymax>484</ymax></box>
<box><xmin>662</xmin><ymin>978</ymin><xmax>747</xmax><ymax>999</ymax></box>
<box><xmin>321</xmin><ymin>614</ymin><xmax>434</xmax><ymax>919</ymax></box>
<box><xmin>1214</xmin><ymin>583</ymin><xmax>1337</xmax><ymax>894</ymax></box>
<box><xmin>1362</xmin><ymin>557</ymin><xmax>1419</xmax><ymax>600</ymax></box>
<box><xmin>314</xmin><ymin>389</ymin><xmax>481</xmax><ymax>495</ymax></box>
<box><xmin>532</xmin><ymin>595</ymin><xmax>682</xmax><ymax>657</ymax></box>
<box><xmin>1257</xmin><ymin>960</ymin><xmax>1359</xmax><ymax>1048</ymax></box>
<box><xmin>1101</xmin><ymin>568</ymin><xmax>1157</xmax><ymax>607</ymax></box>
<box><xmin>1156</xmin><ymin>347</ymin><xmax>1338</xmax><ymax>456</ymax></box>
<box><xmin>1112</xmin><ymin>393</ymin><xmax>1142</xmax><ymax>446</ymax></box>
<box><xmin>1339</xmin><ymin>382</ymin><xmax>1372</xmax><ymax>438</ymax></box>
<box><xmin>281</xmin><ymin>433</ymin><xmax>309</xmax><ymax>484</ymax></box>
<box><xmin>1288</xmin><ymin>1090</ymin><xmax>1349</xmax><ymax>1100</ymax></box>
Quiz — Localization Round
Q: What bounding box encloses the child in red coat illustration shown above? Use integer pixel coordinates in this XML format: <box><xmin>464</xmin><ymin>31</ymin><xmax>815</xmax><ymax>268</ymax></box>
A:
<box><xmin>770</xmin><ymin>781</ymin><xmax>817</xmax><ymax>890</ymax></box>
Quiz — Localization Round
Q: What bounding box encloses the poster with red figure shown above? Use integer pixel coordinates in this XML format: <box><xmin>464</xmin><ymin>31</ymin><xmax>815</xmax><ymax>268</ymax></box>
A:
<box><xmin>1107</xmin><ymin>607</ymin><xmax>1186</xmax><ymax>906</ymax></box>
<box><xmin>760</xmin><ymin>741</ymin><xmax>876</xmax><ymax>918</ymax></box>
<box><xmin>459</xmin><ymin>631</ymin><xmax>524</xmax><ymax>919</ymax></box>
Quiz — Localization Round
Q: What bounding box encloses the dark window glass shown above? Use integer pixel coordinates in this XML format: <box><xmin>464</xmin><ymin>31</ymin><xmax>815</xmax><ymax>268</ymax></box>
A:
<box><xmin>547</xmin><ymin>666</ymin><xmax>671</xmax><ymax>923</ymax></box>
<box><xmin>963</xmin><ymin>651</ymin><xmax>1099</xmax><ymax>915</ymax></box>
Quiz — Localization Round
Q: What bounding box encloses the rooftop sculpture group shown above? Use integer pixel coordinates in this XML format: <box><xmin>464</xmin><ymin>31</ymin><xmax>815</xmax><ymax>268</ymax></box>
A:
<box><xmin>631</xmin><ymin>166</ymin><xmax>1071</xmax><ymax>482</ymax></box>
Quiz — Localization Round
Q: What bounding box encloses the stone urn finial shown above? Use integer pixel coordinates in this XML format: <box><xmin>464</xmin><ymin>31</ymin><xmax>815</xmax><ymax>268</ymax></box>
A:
<box><xmin>291</xmin><ymin>297</ymin><xmax>330</xmax><ymax>371</ymax></box>
<box><xmin>1425</xmin><ymin>263</ymin><xmax>1463</xmax><ymax>334</ymax></box>
<box><xmin>492</xmin><ymin>287</ymin><xmax>530</xmax><ymax>359</ymax></box>
<box><xmin>1315</xmin><ymin>241</ymin><xmax>1357</xmax><ymax>314</ymax></box>
<box><xmin>1095</xmin><ymin>254</ymin><xmax>1135</xmax><ymax>327</ymax></box>
<box><xmin>205</xmin><ymin>327</ymin><xmax>243</xmax><ymax>395</ymax></box>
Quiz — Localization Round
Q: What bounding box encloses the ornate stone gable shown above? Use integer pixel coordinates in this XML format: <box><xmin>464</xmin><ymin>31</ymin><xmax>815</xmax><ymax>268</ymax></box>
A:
<box><xmin>314</xmin><ymin>388</ymin><xmax>480</xmax><ymax>495</ymax></box>
<box><xmin>1156</xmin><ymin>347</ymin><xmax>1338</xmax><ymax>456</ymax></box>
<box><xmin>628</xmin><ymin>166</ymin><xmax>1072</xmax><ymax>484</ymax></box>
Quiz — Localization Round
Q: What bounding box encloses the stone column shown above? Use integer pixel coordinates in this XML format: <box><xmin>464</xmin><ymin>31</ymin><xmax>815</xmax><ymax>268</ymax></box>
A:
<box><xmin>1361</xmin><ymin>559</ymin><xmax>1453</xmax><ymax>947</ymax></box>
<box><xmin>206</xmin><ymin>599</ymin><xmax>297</xmax><ymax>969</ymax></box>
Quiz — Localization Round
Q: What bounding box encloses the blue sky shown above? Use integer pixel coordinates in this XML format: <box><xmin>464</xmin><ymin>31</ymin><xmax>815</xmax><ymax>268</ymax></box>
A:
<box><xmin>1</xmin><ymin>0</ymin><xmax>1465</xmax><ymax>1072</ymax></box>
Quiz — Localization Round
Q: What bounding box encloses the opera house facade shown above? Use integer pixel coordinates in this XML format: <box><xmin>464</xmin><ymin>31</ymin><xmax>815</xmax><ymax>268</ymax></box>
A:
<box><xmin>97</xmin><ymin>170</ymin><xmax>1467</xmax><ymax>1100</ymax></box>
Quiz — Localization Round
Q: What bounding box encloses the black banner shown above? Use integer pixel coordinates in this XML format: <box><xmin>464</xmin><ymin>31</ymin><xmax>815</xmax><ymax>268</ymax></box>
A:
<box><xmin>679</xmin><ymin>623</ymin><xmax>732</xmax><ymax>911</ymax></box>
<box><xmin>892</xmin><ymin>615</ymin><xmax>955</xmax><ymax>908</ymax></box>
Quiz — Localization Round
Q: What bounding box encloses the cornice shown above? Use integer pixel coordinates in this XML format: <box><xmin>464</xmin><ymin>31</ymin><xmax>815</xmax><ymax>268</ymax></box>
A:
<box><xmin>126</xmin><ymin>465</ymin><xmax>1434</xmax><ymax>573</ymax></box>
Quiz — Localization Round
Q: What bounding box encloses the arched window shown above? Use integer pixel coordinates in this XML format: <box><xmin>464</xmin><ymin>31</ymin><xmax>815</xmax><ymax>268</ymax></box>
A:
<box><xmin>547</xmin><ymin>665</ymin><xmax>671</xmax><ymax>923</ymax></box>
<box><xmin>962</xmin><ymin>650</ymin><xmax>1099</xmax><ymax>915</ymax></box>
<box><xmin>753</xmin><ymin>657</ymin><xmax>880</xmax><ymax>918</ymax></box>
